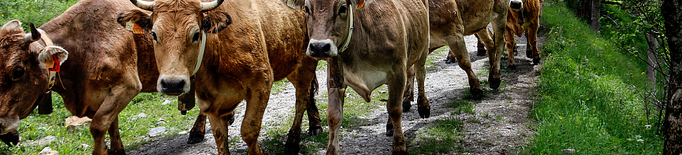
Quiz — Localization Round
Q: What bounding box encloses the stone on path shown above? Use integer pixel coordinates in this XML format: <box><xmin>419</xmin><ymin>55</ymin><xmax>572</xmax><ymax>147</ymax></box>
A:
<box><xmin>148</xmin><ymin>127</ymin><xmax>166</xmax><ymax>137</ymax></box>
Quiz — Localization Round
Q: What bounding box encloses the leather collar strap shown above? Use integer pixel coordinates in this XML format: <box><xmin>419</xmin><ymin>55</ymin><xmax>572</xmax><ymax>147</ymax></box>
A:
<box><xmin>192</xmin><ymin>31</ymin><xmax>207</xmax><ymax>75</ymax></box>
<box><xmin>37</xmin><ymin>29</ymin><xmax>58</xmax><ymax>90</ymax></box>
<box><xmin>339</xmin><ymin>4</ymin><xmax>354</xmax><ymax>53</ymax></box>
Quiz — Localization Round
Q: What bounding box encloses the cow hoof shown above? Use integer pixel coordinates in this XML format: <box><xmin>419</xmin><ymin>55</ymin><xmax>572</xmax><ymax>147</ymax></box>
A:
<box><xmin>470</xmin><ymin>88</ymin><xmax>483</xmax><ymax>100</ymax></box>
<box><xmin>526</xmin><ymin>51</ymin><xmax>533</xmax><ymax>59</ymax></box>
<box><xmin>402</xmin><ymin>100</ymin><xmax>412</xmax><ymax>112</ymax></box>
<box><xmin>489</xmin><ymin>78</ymin><xmax>501</xmax><ymax>89</ymax></box>
<box><xmin>386</xmin><ymin>128</ymin><xmax>394</xmax><ymax>137</ymax></box>
<box><xmin>533</xmin><ymin>58</ymin><xmax>541</xmax><ymax>65</ymax></box>
<box><xmin>508</xmin><ymin>64</ymin><xmax>517</xmax><ymax>70</ymax></box>
<box><xmin>308</xmin><ymin>126</ymin><xmax>323</xmax><ymax>135</ymax></box>
<box><xmin>227</xmin><ymin>114</ymin><xmax>235</xmax><ymax>125</ymax></box>
<box><xmin>392</xmin><ymin>150</ymin><xmax>409</xmax><ymax>155</ymax></box>
<box><xmin>187</xmin><ymin>131</ymin><xmax>205</xmax><ymax>144</ymax></box>
<box><xmin>283</xmin><ymin>143</ymin><xmax>301</xmax><ymax>155</ymax></box>
<box><xmin>477</xmin><ymin>49</ymin><xmax>487</xmax><ymax>56</ymax></box>
<box><xmin>0</xmin><ymin>131</ymin><xmax>20</xmax><ymax>147</ymax></box>
<box><xmin>444</xmin><ymin>57</ymin><xmax>457</xmax><ymax>64</ymax></box>
<box><xmin>418</xmin><ymin>107</ymin><xmax>430</xmax><ymax>118</ymax></box>
<box><xmin>108</xmin><ymin>149</ymin><xmax>126</xmax><ymax>155</ymax></box>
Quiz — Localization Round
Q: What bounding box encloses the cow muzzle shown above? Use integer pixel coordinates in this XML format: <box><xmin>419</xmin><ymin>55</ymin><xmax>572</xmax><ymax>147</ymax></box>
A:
<box><xmin>510</xmin><ymin>0</ymin><xmax>523</xmax><ymax>11</ymax></box>
<box><xmin>307</xmin><ymin>39</ymin><xmax>338</xmax><ymax>58</ymax></box>
<box><xmin>158</xmin><ymin>75</ymin><xmax>190</xmax><ymax>96</ymax></box>
<box><xmin>0</xmin><ymin>117</ymin><xmax>19</xmax><ymax>135</ymax></box>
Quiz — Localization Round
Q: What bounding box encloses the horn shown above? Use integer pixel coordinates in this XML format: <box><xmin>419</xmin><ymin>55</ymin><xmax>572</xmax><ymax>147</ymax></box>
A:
<box><xmin>201</xmin><ymin>0</ymin><xmax>224</xmax><ymax>12</ymax></box>
<box><xmin>131</xmin><ymin>0</ymin><xmax>154</xmax><ymax>11</ymax></box>
<box><xmin>23</xmin><ymin>23</ymin><xmax>40</xmax><ymax>43</ymax></box>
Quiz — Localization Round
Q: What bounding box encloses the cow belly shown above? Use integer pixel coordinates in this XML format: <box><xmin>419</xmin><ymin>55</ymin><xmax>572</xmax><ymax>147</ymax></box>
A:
<box><xmin>343</xmin><ymin>68</ymin><xmax>388</xmax><ymax>102</ymax></box>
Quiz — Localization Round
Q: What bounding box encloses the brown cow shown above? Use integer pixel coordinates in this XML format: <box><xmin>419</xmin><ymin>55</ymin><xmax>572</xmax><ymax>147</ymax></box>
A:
<box><xmin>285</xmin><ymin>0</ymin><xmax>430</xmax><ymax>153</ymax></box>
<box><xmin>0</xmin><ymin>20</ymin><xmax>69</xmax><ymax>145</ymax></box>
<box><xmin>507</xmin><ymin>0</ymin><xmax>543</xmax><ymax>67</ymax></box>
<box><xmin>470</xmin><ymin>0</ymin><xmax>543</xmax><ymax>69</ymax></box>
<box><xmin>402</xmin><ymin>0</ymin><xmax>522</xmax><ymax>116</ymax></box>
<box><xmin>0</xmin><ymin>0</ymin><xmax>230</xmax><ymax>154</ymax></box>
<box><xmin>119</xmin><ymin>0</ymin><xmax>320</xmax><ymax>154</ymax></box>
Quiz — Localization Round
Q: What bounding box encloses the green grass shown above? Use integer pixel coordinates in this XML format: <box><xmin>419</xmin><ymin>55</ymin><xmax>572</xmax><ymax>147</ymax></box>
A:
<box><xmin>525</xmin><ymin>0</ymin><xmax>663</xmax><ymax>154</ymax></box>
<box><xmin>408</xmin><ymin>118</ymin><xmax>465</xmax><ymax>154</ymax></box>
<box><xmin>0</xmin><ymin>0</ymin><xmax>78</xmax><ymax>30</ymax></box>
<box><xmin>0</xmin><ymin>93</ymin><xmax>201</xmax><ymax>154</ymax></box>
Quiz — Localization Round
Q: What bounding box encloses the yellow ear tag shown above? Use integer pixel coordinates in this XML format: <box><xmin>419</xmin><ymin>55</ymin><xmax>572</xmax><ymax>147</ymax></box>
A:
<box><xmin>45</xmin><ymin>59</ymin><xmax>55</xmax><ymax>69</ymax></box>
<box><xmin>357</xmin><ymin>0</ymin><xmax>365</xmax><ymax>9</ymax></box>
<box><xmin>132</xmin><ymin>23</ymin><xmax>145</xmax><ymax>34</ymax></box>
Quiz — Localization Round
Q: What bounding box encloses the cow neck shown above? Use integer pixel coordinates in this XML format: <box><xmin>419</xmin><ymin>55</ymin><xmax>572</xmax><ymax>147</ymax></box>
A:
<box><xmin>37</xmin><ymin>29</ymin><xmax>58</xmax><ymax>91</ymax></box>
<box><xmin>192</xmin><ymin>31</ymin><xmax>207</xmax><ymax>76</ymax></box>
<box><xmin>338</xmin><ymin>4</ymin><xmax>354</xmax><ymax>53</ymax></box>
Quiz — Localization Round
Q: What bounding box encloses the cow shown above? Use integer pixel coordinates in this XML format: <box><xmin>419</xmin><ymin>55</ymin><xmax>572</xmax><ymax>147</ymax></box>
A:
<box><xmin>401</xmin><ymin>0</ymin><xmax>522</xmax><ymax>118</ymax></box>
<box><xmin>461</xmin><ymin>0</ymin><xmax>542</xmax><ymax>69</ymax></box>
<box><xmin>283</xmin><ymin>0</ymin><xmax>431</xmax><ymax>153</ymax></box>
<box><xmin>0</xmin><ymin>0</ymin><xmax>296</xmax><ymax>154</ymax></box>
<box><xmin>119</xmin><ymin>0</ymin><xmax>321</xmax><ymax>154</ymax></box>
<box><xmin>505</xmin><ymin>0</ymin><xmax>543</xmax><ymax>68</ymax></box>
<box><xmin>0</xmin><ymin>20</ymin><xmax>69</xmax><ymax>146</ymax></box>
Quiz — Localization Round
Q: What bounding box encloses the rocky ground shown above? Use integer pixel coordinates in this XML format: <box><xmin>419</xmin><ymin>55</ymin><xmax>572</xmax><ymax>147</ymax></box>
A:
<box><xmin>127</xmin><ymin>30</ymin><xmax>544</xmax><ymax>155</ymax></box>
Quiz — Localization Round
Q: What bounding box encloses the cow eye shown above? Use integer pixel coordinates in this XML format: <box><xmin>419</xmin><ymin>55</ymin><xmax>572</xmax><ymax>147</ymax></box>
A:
<box><xmin>338</xmin><ymin>4</ymin><xmax>347</xmax><ymax>15</ymax></box>
<box><xmin>192</xmin><ymin>32</ymin><xmax>201</xmax><ymax>43</ymax></box>
<box><xmin>304</xmin><ymin>6</ymin><xmax>310</xmax><ymax>15</ymax></box>
<box><xmin>11</xmin><ymin>67</ymin><xmax>25</xmax><ymax>81</ymax></box>
<box><xmin>151</xmin><ymin>31</ymin><xmax>158</xmax><ymax>42</ymax></box>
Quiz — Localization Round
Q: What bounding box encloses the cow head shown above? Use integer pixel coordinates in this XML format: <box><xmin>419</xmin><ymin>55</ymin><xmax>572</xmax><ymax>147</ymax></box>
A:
<box><xmin>510</xmin><ymin>0</ymin><xmax>523</xmax><ymax>11</ymax></box>
<box><xmin>291</xmin><ymin>0</ymin><xmax>373</xmax><ymax>58</ymax></box>
<box><xmin>0</xmin><ymin>20</ymin><xmax>68</xmax><ymax>135</ymax></box>
<box><xmin>118</xmin><ymin>0</ymin><xmax>231</xmax><ymax>96</ymax></box>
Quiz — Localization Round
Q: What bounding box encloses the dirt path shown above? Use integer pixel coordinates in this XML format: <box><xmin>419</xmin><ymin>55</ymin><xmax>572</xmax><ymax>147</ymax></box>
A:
<box><xmin>127</xmin><ymin>32</ymin><xmax>542</xmax><ymax>154</ymax></box>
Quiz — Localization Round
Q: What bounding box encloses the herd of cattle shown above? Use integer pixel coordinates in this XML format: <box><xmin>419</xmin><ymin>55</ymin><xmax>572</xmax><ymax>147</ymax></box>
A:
<box><xmin>0</xmin><ymin>0</ymin><xmax>542</xmax><ymax>154</ymax></box>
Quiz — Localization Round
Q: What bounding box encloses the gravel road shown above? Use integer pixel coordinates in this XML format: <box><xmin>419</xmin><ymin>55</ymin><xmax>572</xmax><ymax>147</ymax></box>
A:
<box><xmin>127</xmin><ymin>30</ymin><xmax>543</xmax><ymax>155</ymax></box>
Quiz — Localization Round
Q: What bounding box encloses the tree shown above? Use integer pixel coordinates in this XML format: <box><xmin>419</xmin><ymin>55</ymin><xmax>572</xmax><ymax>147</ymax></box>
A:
<box><xmin>662</xmin><ymin>0</ymin><xmax>682</xmax><ymax>153</ymax></box>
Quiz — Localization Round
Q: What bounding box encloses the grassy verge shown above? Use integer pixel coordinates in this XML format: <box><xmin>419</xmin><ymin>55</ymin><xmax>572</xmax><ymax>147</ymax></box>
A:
<box><xmin>526</xmin><ymin>0</ymin><xmax>663</xmax><ymax>154</ymax></box>
<box><xmin>0</xmin><ymin>0</ymin><xmax>77</xmax><ymax>30</ymax></box>
<box><xmin>0</xmin><ymin>93</ymin><xmax>200</xmax><ymax>154</ymax></box>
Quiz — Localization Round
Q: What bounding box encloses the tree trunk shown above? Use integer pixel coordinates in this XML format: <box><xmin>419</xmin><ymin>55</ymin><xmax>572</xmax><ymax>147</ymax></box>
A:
<box><xmin>646</xmin><ymin>32</ymin><xmax>659</xmax><ymax>89</ymax></box>
<box><xmin>590</xmin><ymin>0</ymin><xmax>601</xmax><ymax>31</ymax></box>
<box><xmin>662</xmin><ymin>0</ymin><xmax>682</xmax><ymax>154</ymax></box>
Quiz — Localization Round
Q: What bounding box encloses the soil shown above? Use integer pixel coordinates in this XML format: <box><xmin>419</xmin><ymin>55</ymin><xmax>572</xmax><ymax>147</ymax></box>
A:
<box><xmin>127</xmin><ymin>28</ymin><xmax>545</xmax><ymax>155</ymax></box>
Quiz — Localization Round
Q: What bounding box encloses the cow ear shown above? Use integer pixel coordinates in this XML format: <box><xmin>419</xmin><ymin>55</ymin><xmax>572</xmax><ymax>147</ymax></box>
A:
<box><xmin>279</xmin><ymin>0</ymin><xmax>304</xmax><ymax>9</ymax></box>
<box><xmin>1</xmin><ymin>20</ymin><xmax>23</xmax><ymax>31</ymax></box>
<box><xmin>202</xmin><ymin>12</ymin><xmax>232</xmax><ymax>33</ymax></box>
<box><xmin>117</xmin><ymin>10</ymin><xmax>152</xmax><ymax>34</ymax></box>
<box><xmin>37</xmin><ymin>46</ymin><xmax>68</xmax><ymax>69</ymax></box>
<box><xmin>356</xmin><ymin>0</ymin><xmax>374</xmax><ymax>9</ymax></box>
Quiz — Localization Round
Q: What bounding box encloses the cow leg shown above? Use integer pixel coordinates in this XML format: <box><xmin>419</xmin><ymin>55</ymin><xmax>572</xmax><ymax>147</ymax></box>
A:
<box><xmin>284</xmin><ymin>59</ymin><xmax>318</xmax><ymax>154</ymax></box>
<box><xmin>527</xmin><ymin>17</ymin><xmax>541</xmax><ymax>65</ymax></box>
<box><xmin>306</xmin><ymin>63</ymin><xmax>322</xmax><ymax>135</ymax></box>
<box><xmin>402</xmin><ymin>66</ymin><xmax>415</xmax><ymax>112</ymax></box>
<box><xmin>415</xmin><ymin>49</ymin><xmax>430</xmax><ymax>118</ymax></box>
<box><xmin>475</xmin><ymin>34</ymin><xmax>487</xmax><ymax>56</ymax></box>
<box><xmin>487</xmin><ymin>17</ymin><xmax>507</xmax><ymax>89</ymax></box>
<box><xmin>0</xmin><ymin>130</ymin><xmax>19</xmax><ymax>146</ymax></box>
<box><xmin>326</xmin><ymin>58</ymin><xmax>345</xmax><ymax>155</ymax></box>
<box><xmin>108</xmin><ymin>117</ymin><xmax>125</xmax><ymax>155</ymax></box>
<box><xmin>306</xmin><ymin>77</ymin><xmax>323</xmax><ymax>135</ymax></box>
<box><xmin>386</xmin><ymin>117</ymin><xmax>394</xmax><ymax>136</ymax></box>
<box><xmin>241</xmin><ymin>85</ymin><xmax>271</xmax><ymax>155</ymax></box>
<box><xmin>188</xmin><ymin>113</ymin><xmax>207</xmax><ymax>144</ymax></box>
<box><xmin>90</xmin><ymin>84</ymin><xmax>140</xmax><ymax>155</ymax></box>
<box><xmin>505</xmin><ymin>26</ymin><xmax>517</xmax><ymax>70</ymax></box>
<box><xmin>208</xmin><ymin>114</ymin><xmax>231</xmax><ymax>155</ymax></box>
<box><xmin>448</xmin><ymin>33</ymin><xmax>483</xmax><ymax>99</ymax></box>
<box><xmin>387</xmin><ymin>68</ymin><xmax>408</xmax><ymax>154</ymax></box>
